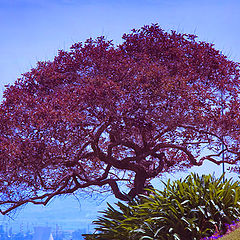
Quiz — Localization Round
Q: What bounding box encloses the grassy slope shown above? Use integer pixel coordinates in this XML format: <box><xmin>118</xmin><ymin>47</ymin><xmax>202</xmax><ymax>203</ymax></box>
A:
<box><xmin>220</xmin><ymin>227</ymin><xmax>240</xmax><ymax>240</ymax></box>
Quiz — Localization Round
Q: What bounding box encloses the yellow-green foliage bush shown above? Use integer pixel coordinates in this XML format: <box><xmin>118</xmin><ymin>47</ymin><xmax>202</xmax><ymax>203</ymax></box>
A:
<box><xmin>84</xmin><ymin>174</ymin><xmax>240</xmax><ymax>240</ymax></box>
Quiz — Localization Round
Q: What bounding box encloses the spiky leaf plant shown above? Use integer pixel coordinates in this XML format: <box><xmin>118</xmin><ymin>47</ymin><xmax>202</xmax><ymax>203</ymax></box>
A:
<box><xmin>83</xmin><ymin>174</ymin><xmax>240</xmax><ymax>240</ymax></box>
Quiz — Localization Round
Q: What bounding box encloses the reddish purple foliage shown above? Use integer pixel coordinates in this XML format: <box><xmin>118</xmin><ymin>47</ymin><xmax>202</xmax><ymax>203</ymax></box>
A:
<box><xmin>1</xmin><ymin>24</ymin><xmax>240</xmax><ymax>214</ymax></box>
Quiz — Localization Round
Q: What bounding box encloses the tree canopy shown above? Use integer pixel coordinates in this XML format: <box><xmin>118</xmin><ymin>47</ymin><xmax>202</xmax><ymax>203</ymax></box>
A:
<box><xmin>1</xmin><ymin>24</ymin><xmax>240</xmax><ymax>215</ymax></box>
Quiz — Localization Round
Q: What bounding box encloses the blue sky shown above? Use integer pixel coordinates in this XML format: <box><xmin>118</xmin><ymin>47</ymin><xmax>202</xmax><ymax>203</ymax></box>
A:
<box><xmin>0</xmin><ymin>0</ymin><xmax>240</xmax><ymax>233</ymax></box>
<box><xmin>1</xmin><ymin>0</ymin><xmax>240</xmax><ymax>95</ymax></box>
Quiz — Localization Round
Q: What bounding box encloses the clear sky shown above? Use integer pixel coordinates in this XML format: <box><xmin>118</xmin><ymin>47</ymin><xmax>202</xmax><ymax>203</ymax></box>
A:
<box><xmin>0</xmin><ymin>0</ymin><xmax>240</xmax><ymax>233</ymax></box>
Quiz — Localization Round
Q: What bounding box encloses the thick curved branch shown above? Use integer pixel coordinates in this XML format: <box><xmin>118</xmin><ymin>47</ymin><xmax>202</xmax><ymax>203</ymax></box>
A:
<box><xmin>92</xmin><ymin>137</ymin><xmax>141</xmax><ymax>172</ymax></box>
<box><xmin>127</xmin><ymin>169</ymin><xmax>148</xmax><ymax>199</ymax></box>
<box><xmin>153</xmin><ymin>143</ymin><xmax>199</xmax><ymax>165</ymax></box>
<box><xmin>91</xmin><ymin>119</ymin><xmax>111</xmax><ymax>153</ymax></box>
<box><xmin>0</xmin><ymin>163</ymin><xmax>115</xmax><ymax>215</ymax></box>
<box><xmin>198</xmin><ymin>155</ymin><xmax>240</xmax><ymax>166</ymax></box>
<box><xmin>106</xmin><ymin>169</ymin><xmax>148</xmax><ymax>201</ymax></box>
<box><xmin>107</xmin><ymin>140</ymin><xmax>142</xmax><ymax>157</ymax></box>
<box><xmin>106</xmin><ymin>179</ymin><xmax>130</xmax><ymax>201</ymax></box>
<box><xmin>179</xmin><ymin>124</ymin><xmax>224</xmax><ymax>143</ymax></box>
<box><xmin>0</xmin><ymin>175</ymin><xmax>72</xmax><ymax>215</ymax></box>
<box><xmin>148</xmin><ymin>152</ymin><xmax>165</xmax><ymax>177</ymax></box>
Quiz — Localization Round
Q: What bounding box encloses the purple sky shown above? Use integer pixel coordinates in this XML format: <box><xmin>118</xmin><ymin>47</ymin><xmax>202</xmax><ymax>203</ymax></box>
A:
<box><xmin>0</xmin><ymin>0</ymin><xmax>240</xmax><ymax>233</ymax></box>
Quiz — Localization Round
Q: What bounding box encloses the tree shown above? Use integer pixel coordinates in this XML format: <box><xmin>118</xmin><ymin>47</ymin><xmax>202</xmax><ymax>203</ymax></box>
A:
<box><xmin>0</xmin><ymin>24</ymin><xmax>240</xmax><ymax>215</ymax></box>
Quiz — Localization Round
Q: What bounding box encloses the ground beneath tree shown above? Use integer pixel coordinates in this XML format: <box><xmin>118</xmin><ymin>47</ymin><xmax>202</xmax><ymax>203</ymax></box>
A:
<box><xmin>201</xmin><ymin>221</ymin><xmax>240</xmax><ymax>239</ymax></box>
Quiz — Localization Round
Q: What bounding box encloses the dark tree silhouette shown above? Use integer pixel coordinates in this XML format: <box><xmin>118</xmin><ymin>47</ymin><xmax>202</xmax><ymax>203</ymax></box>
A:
<box><xmin>1</xmin><ymin>24</ymin><xmax>240</xmax><ymax>215</ymax></box>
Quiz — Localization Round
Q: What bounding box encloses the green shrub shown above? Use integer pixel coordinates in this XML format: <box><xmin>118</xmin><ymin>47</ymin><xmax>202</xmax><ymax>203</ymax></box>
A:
<box><xmin>83</xmin><ymin>173</ymin><xmax>240</xmax><ymax>240</ymax></box>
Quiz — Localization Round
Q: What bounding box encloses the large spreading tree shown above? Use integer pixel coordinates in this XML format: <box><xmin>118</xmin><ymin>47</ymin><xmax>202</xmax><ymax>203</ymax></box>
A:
<box><xmin>1</xmin><ymin>24</ymin><xmax>240</xmax><ymax>215</ymax></box>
